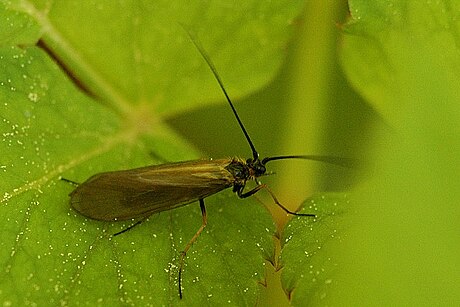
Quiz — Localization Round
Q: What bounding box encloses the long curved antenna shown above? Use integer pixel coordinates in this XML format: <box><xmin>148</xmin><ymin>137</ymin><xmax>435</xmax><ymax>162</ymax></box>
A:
<box><xmin>262</xmin><ymin>155</ymin><xmax>357</xmax><ymax>168</ymax></box>
<box><xmin>184</xmin><ymin>30</ymin><xmax>259</xmax><ymax>161</ymax></box>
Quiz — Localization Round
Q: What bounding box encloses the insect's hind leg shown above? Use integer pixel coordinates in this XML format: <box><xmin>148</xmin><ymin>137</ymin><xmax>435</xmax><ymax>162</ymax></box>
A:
<box><xmin>178</xmin><ymin>198</ymin><xmax>207</xmax><ymax>299</ymax></box>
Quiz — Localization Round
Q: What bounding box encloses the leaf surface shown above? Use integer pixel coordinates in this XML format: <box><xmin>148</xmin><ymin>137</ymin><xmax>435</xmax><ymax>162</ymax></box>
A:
<box><xmin>0</xmin><ymin>1</ymin><xmax>306</xmax><ymax>305</ymax></box>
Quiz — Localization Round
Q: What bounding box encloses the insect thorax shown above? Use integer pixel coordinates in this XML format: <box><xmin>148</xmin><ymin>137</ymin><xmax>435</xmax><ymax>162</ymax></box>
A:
<box><xmin>225</xmin><ymin>157</ymin><xmax>250</xmax><ymax>182</ymax></box>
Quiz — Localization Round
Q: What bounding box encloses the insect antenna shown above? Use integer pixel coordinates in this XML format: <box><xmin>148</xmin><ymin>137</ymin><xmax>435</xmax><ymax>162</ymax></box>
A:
<box><xmin>185</xmin><ymin>31</ymin><xmax>259</xmax><ymax>161</ymax></box>
<box><xmin>262</xmin><ymin>155</ymin><xmax>357</xmax><ymax>168</ymax></box>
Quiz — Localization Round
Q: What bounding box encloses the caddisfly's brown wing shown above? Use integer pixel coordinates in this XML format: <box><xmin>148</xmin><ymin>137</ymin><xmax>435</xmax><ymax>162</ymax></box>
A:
<box><xmin>69</xmin><ymin>159</ymin><xmax>235</xmax><ymax>221</ymax></box>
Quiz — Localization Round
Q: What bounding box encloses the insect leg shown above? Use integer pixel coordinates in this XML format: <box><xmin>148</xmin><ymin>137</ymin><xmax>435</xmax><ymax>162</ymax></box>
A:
<box><xmin>59</xmin><ymin>176</ymin><xmax>79</xmax><ymax>187</ymax></box>
<box><xmin>113</xmin><ymin>219</ymin><xmax>145</xmax><ymax>236</ymax></box>
<box><xmin>178</xmin><ymin>198</ymin><xmax>207</xmax><ymax>299</ymax></box>
<box><xmin>237</xmin><ymin>184</ymin><xmax>265</xmax><ymax>198</ymax></box>
<box><xmin>238</xmin><ymin>184</ymin><xmax>315</xmax><ymax>217</ymax></box>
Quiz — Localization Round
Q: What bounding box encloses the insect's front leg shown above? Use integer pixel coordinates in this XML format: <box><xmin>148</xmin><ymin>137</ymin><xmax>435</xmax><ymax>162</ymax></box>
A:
<box><xmin>237</xmin><ymin>183</ymin><xmax>266</xmax><ymax>199</ymax></box>
<box><xmin>237</xmin><ymin>184</ymin><xmax>315</xmax><ymax>217</ymax></box>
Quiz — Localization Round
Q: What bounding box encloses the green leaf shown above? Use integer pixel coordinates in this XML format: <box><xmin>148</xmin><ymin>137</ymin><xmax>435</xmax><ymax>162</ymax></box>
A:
<box><xmin>0</xmin><ymin>1</ymin><xmax>307</xmax><ymax>305</ymax></box>
<box><xmin>279</xmin><ymin>193</ymin><xmax>350</xmax><ymax>305</ymax></box>
<box><xmin>319</xmin><ymin>1</ymin><xmax>460</xmax><ymax>305</ymax></box>
<box><xmin>341</xmin><ymin>0</ymin><xmax>460</xmax><ymax>128</ymax></box>
<box><xmin>4</xmin><ymin>0</ymin><xmax>305</xmax><ymax>116</ymax></box>
<box><xmin>0</xmin><ymin>1</ymin><xmax>41</xmax><ymax>45</ymax></box>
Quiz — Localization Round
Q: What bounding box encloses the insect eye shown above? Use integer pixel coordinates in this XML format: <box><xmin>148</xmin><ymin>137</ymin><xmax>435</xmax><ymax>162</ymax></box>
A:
<box><xmin>257</xmin><ymin>165</ymin><xmax>266</xmax><ymax>174</ymax></box>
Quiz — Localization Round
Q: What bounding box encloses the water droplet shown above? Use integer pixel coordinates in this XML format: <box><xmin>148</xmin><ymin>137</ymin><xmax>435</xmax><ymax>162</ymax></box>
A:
<box><xmin>27</xmin><ymin>92</ymin><xmax>39</xmax><ymax>102</ymax></box>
